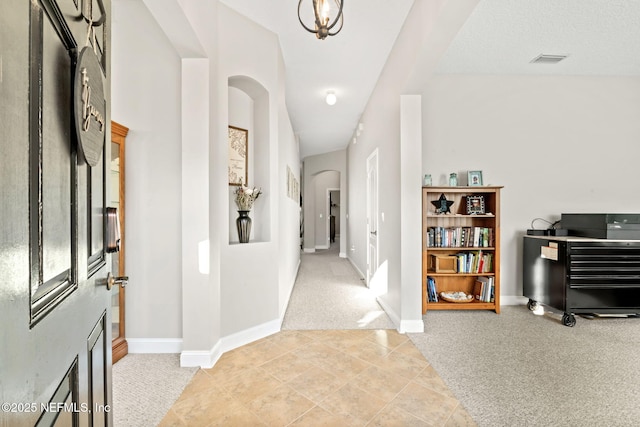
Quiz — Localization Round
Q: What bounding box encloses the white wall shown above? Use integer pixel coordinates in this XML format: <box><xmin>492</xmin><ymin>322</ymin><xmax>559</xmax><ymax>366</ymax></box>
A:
<box><xmin>422</xmin><ymin>74</ymin><xmax>640</xmax><ymax>300</ymax></box>
<box><xmin>277</xmin><ymin>49</ymin><xmax>302</xmax><ymax>319</ymax></box>
<box><xmin>112</xmin><ymin>0</ymin><xmax>300</xmax><ymax>362</ymax></box>
<box><xmin>218</xmin><ymin>4</ymin><xmax>299</xmax><ymax>338</ymax></box>
<box><xmin>112</xmin><ymin>0</ymin><xmax>183</xmax><ymax>340</ymax></box>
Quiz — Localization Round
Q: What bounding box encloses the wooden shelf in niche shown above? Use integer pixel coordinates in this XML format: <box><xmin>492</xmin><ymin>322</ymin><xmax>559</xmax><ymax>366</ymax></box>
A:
<box><xmin>422</xmin><ymin>186</ymin><xmax>503</xmax><ymax>314</ymax></box>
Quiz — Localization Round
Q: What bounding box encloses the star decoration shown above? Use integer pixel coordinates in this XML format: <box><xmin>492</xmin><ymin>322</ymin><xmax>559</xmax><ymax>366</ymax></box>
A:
<box><xmin>431</xmin><ymin>193</ymin><xmax>454</xmax><ymax>214</ymax></box>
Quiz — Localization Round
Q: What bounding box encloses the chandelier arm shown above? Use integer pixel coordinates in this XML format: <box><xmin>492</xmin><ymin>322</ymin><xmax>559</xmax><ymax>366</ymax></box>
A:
<box><xmin>327</xmin><ymin>15</ymin><xmax>343</xmax><ymax>35</ymax></box>
<box><xmin>298</xmin><ymin>0</ymin><xmax>320</xmax><ymax>34</ymax></box>
<box><xmin>326</xmin><ymin>0</ymin><xmax>344</xmax><ymax>31</ymax></box>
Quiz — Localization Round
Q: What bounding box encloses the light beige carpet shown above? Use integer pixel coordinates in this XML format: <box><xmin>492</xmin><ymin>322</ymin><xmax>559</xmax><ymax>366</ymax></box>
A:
<box><xmin>282</xmin><ymin>243</ymin><xmax>395</xmax><ymax>330</ymax></box>
<box><xmin>409</xmin><ymin>306</ymin><xmax>640</xmax><ymax>427</ymax></box>
<box><xmin>112</xmin><ymin>354</ymin><xmax>197</xmax><ymax>427</ymax></box>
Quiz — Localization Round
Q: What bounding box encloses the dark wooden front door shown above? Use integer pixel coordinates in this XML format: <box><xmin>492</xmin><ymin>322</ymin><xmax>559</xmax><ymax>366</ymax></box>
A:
<box><xmin>1</xmin><ymin>0</ymin><xmax>113</xmax><ymax>425</ymax></box>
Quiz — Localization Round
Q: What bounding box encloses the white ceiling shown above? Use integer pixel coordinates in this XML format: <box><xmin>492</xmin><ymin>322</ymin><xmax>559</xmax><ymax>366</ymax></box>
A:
<box><xmin>436</xmin><ymin>0</ymin><xmax>640</xmax><ymax>76</ymax></box>
<box><xmin>219</xmin><ymin>0</ymin><xmax>414</xmax><ymax>159</ymax></box>
<box><xmin>220</xmin><ymin>0</ymin><xmax>640</xmax><ymax>159</ymax></box>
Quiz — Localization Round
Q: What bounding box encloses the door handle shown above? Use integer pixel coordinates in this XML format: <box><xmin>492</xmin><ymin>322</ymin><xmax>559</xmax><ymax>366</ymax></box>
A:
<box><xmin>370</xmin><ymin>230</ymin><xmax>377</xmax><ymax>236</ymax></box>
<box><xmin>105</xmin><ymin>272</ymin><xmax>129</xmax><ymax>290</ymax></box>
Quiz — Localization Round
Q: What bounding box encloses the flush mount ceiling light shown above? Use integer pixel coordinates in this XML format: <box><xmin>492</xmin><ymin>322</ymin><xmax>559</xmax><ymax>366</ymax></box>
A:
<box><xmin>325</xmin><ymin>91</ymin><xmax>337</xmax><ymax>105</ymax></box>
<box><xmin>298</xmin><ymin>0</ymin><xmax>344</xmax><ymax>40</ymax></box>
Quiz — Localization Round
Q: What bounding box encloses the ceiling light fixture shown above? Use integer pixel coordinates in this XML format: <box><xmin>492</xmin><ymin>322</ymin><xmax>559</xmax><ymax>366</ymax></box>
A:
<box><xmin>298</xmin><ymin>0</ymin><xmax>344</xmax><ymax>40</ymax></box>
<box><xmin>325</xmin><ymin>91</ymin><xmax>337</xmax><ymax>105</ymax></box>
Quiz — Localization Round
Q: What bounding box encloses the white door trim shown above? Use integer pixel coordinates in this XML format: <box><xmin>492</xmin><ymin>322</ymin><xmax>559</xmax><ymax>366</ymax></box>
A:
<box><xmin>366</xmin><ymin>149</ymin><xmax>379</xmax><ymax>286</ymax></box>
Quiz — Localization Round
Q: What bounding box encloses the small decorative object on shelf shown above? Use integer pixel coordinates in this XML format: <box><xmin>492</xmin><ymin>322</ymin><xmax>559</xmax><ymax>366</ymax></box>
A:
<box><xmin>423</xmin><ymin>174</ymin><xmax>432</xmax><ymax>186</ymax></box>
<box><xmin>439</xmin><ymin>291</ymin><xmax>474</xmax><ymax>303</ymax></box>
<box><xmin>234</xmin><ymin>181</ymin><xmax>262</xmax><ymax>243</ymax></box>
<box><xmin>236</xmin><ymin>210</ymin><xmax>252</xmax><ymax>243</ymax></box>
<box><xmin>449</xmin><ymin>173</ymin><xmax>458</xmax><ymax>186</ymax></box>
<box><xmin>468</xmin><ymin>170</ymin><xmax>483</xmax><ymax>186</ymax></box>
<box><xmin>431</xmin><ymin>193</ymin><xmax>454</xmax><ymax>214</ymax></box>
<box><xmin>466</xmin><ymin>195</ymin><xmax>485</xmax><ymax>215</ymax></box>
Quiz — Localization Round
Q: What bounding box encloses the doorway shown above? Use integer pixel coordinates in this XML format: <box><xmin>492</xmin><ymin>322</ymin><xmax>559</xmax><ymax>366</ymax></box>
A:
<box><xmin>327</xmin><ymin>188</ymin><xmax>340</xmax><ymax>248</ymax></box>
<box><xmin>366</xmin><ymin>149</ymin><xmax>379</xmax><ymax>286</ymax></box>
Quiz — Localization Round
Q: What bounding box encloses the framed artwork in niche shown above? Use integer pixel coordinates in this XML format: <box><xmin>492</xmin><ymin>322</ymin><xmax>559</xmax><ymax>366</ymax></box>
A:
<box><xmin>228</xmin><ymin>126</ymin><xmax>248</xmax><ymax>186</ymax></box>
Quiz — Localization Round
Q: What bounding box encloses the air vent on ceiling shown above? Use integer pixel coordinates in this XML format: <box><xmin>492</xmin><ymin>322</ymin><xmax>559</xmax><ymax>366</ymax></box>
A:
<box><xmin>530</xmin><ymin>54</ymin><xmax>568</xmax><ymax>64</ymax></box>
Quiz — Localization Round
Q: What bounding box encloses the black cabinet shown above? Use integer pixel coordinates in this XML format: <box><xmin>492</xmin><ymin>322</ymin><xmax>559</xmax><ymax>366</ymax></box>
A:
<box><xmin>523</xmin><ymin>236</ymin><xmax>640</xmax><ymax>326</ymax></box>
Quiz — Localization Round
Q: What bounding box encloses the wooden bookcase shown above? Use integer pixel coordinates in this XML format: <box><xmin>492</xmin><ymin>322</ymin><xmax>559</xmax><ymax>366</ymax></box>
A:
<box><xmin>422</xmin><ymin>186</ymin><xmax>502</xmax><ymax>314</ymax></box>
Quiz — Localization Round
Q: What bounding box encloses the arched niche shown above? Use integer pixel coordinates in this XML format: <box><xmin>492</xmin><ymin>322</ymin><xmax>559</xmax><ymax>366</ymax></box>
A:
<box><xmin>228</xmin><ymin>75</ymin><xmax>271</xmax><ymax>243</ymax></box>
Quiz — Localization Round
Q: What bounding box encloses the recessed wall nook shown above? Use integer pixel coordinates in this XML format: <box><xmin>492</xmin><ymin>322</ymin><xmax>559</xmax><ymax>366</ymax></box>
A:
<box><xmin>228</xmin><ymin>76</ymin><xmax>271</xmax><ymax>244</ymax></box>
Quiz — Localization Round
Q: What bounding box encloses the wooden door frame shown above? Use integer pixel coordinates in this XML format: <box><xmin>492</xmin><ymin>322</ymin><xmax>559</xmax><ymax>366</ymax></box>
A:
<box><xmin>111</xmin><ymin>121</ymin><xmax>128</xmax><ymax>363</ymax></box>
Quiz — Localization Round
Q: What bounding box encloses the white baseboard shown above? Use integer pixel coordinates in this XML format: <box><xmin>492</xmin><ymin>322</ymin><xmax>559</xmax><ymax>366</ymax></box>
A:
<box><xmin>339</xmin><ymin>252</ymin><xmax>347</xmax><ymax>258</ymax></box>
<box><xmin>127</xmin><ymin>338</ymin><xmax>183</xmax><ymax>354</ymax></box>
<box><xmin>376</xmin><ymin>294</ymin><xmax>424</xmax><ymax>333</ymax></box>
<box><xmin>315</xmin><ymin>244</ymin><xmax>329</xmax><ymax>250</ymax></box>
<box><xmin>180</xmin><ymin>341</ymin><xmax>222</xmax><ymax>369</ymax></box>
<box><xmin>346</xmin><ymin>256</ymin><xmax>365</xmax><ymax>279</ymax></box>
<box><xmin>180</xmin><ymin>319</ymin><xmax>282</xmax><ymax>368</ymax></box>
<box><xmin>280</xmin><ymin>259</ymin><xmax>301</xmax><ymax>320</ymax></box>
<box><xmin>220</xmin><ymin>319</ymin><xmax>281</xmax><ymax>353</ymax></box>
<box><xmin>376</xmin><ymin>295</ymin><xmax>398</xmax><ymax>327</ymax></box>
<box><xmin>399</xmin><ymin>319</ymin><xmax>425</xmax><ymax>333</ymax></box>
<box><xmin>303</xmin><ymin>248</ymin><xmax>315</xmax><ymax>253</ymax></box>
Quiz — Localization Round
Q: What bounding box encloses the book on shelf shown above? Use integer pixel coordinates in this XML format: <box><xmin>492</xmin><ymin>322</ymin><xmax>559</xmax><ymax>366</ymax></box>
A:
<box><xmin>426</xmin><ymin>276</ymin><xmax>438</xmax><ymax>302</ymax></box>
<box><xmin>473</xmin><ymin>276</ymin><xmax>494</xmax><ymax>302</ymax></box>
<box><xmin>427</xmin><ymin>226</ymin><xmax>494</xmax><ymax>248</ymax></box>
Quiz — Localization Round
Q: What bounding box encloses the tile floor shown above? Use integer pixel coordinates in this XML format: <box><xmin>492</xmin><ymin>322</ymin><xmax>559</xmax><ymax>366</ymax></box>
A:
<box><xmin>159</xmin><ymin>329</ymin><xmax>476</xmax><ymax>426</ymax></box>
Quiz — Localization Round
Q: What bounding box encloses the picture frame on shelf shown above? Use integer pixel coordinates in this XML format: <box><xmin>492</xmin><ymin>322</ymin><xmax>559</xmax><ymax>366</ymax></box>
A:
<box><xmin>228</xmin><ymin>126</ymin><xmax>248</xmax><ymax>186</ymax></box>
<box><xmin>466</xmin><ymin>195</ymin><xmax>486</xmax><ymax>215</ymax></box>
<box><xmin>468</xmin><ymin>170</ymin><xmax>483</xmax><ymax>186</ymax></box>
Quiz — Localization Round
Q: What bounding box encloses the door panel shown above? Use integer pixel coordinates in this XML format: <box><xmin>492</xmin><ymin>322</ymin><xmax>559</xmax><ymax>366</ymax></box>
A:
<box><xmin>1</xmin><ymin>0</ymin><xmax>112</xmax><ymax>425</ymax></box>
<box><xmin>36</xmin><ymin>359</ymin><xmax>79</xmax><ymax>427</ymax></box>
<box><xmin>88</xmin><ymin>314</ymin><xmax>109</xmax><ymax>427</ymax></box>
<box><xmin>30</xmin><ymin>0</ymin><xmax>77</xmax><ymax>327</ymax></box>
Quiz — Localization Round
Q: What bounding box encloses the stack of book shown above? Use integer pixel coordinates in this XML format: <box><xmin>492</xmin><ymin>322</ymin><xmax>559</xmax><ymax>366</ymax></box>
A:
<box><xmin>455</xmin><ymin>251</ymin><xmax>493</xmax><ymax>273</ymax></box>
<box><xmin>426</xmin><ymin>226</ymin><xmax>494</xmax><ymax>248</ymax></box>
<box><xmin>473</xmin><ymin>276</ymin><xmax>495</xmax><ymax>302</ymax></box>
<box><xmin>426</xmin><ymin>276</ymin><xmax>438</xmax><ymax>302</ymax></box>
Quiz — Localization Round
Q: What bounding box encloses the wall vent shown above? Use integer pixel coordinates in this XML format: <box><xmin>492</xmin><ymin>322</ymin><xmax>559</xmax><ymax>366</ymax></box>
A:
<box><xmin>530</xmin><ymin>54</ymin><xmax>568</xmax><ymax>64</ymax></box>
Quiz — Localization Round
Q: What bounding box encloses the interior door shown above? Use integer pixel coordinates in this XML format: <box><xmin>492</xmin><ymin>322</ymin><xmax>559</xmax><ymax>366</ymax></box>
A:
<box><xmin>366</xmin><ymin>149</ymin><xmax>379</xmax><ymax>285</ymax></box>
<box><xmin>0</xmin><ymin>0</ymin><xmax>113</xmax><ymax>425</ymax></box>
<box><xmin>111</xmin><ymin>121</ymin><xmax>128</xmax><ymax>363</ymax></box>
